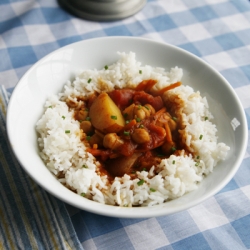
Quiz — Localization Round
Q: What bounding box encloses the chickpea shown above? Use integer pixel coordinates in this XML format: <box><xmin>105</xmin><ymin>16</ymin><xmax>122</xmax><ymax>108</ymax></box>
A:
<box><xmin>123</xmin><ymin>103</ymin><xmax>156</xmax><ymax>122</ymax></box>
<box><xmin>134</xmin><ymin>104</ymin><xmax>155</xmax><ymax>120</ymax></box>
<box><xmin>131</xmin><ymin>128</ymin><xmax>150</xmax><ymax>144</ymax></box>
<box><xmin>66</xmin><ymin>98</ymin><xmax>78</xmax><ymax>108</ymax></box>
<box><xmin>103</xmin><ymin>133</ymin><xmax>124</xmax><ymax>150</ymax></box>
<box><xmin>144</xmin><ymin>104</ymin><xmax>155</xmax><ymax>116</ymax></box>
<box><xmin>89</xmin><ymin>133</ymin><xmax>103</xmax><ymax>147</ymax></box>
<box><xmin>76</xmin><ymin>109</ymin><xmax>88</xmax><ymax>121</ymax></box>
<box><xmin>123</xmin><ymin>104</ymin><xmax>136</xmax><ymax>120</ymax></box>
<box><xmin>168</xmin><ymin>118</ymin><xmax>177</xmax><ymax>131</ymax></box>
<box><xmin>80</xmin><ymin>121</ymin><xmax>93</xmax><ymax>134</ymax></box>
<box><xmin>162</xmin><ymin>141</ymin><xmax>176</xmax><ymax>155</ymax></box>
<box><xmin>135</xmin><ymin>108</ymin><xmax>146</xmax><ymax>120</ymax></box>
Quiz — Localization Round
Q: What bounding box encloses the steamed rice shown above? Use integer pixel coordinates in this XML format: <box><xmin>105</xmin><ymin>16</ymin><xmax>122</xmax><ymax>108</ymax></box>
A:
<box><xmin>36</xmin><ymin>52</ymin><xmax>230</xmax><ymax>207</ymax></box>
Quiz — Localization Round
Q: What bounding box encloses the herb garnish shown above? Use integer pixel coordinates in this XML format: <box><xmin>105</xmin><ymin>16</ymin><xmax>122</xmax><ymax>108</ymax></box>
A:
<box><xmin>111</xmin><ymin>115</ymin><xmax>117</xmax><ymax>120</ymax></box>
<box><xmin>137</xmin><ymin>179</ymin><xmax>144</xmax><ymax>186</ymax></box>
<box><xmin>124</xmin><ymin>131</ymin><xmax>130</xmax><ymax>136</ymax></box>
<box><xmin>171</xmin><ymin>147</ymin><xmax>176</xmax><ymax>152</ymax></box>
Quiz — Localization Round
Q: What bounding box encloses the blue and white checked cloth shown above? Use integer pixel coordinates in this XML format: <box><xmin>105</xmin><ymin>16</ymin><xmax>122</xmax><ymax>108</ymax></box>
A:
<box><xmin>1</xmin><ymin>0</ymin><xmax>250</xmax><ymax>249</ymax></box>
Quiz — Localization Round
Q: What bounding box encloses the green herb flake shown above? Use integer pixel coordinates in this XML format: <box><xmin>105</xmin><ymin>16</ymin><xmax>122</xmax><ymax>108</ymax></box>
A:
<box><xmin>87</xmin><ymin>78</ymin><xmax>92</xmax><ymax>83</ymax></box>
<box><xmin>144</xmin><ymin>105</ymin><xmax>150</xmax><ymax>110</ymax></box>
<box><xmin>172</xmin><ymin>160</ymin><xmax>175</xmax><ymax>164</ymax></box>
<box><xmin>82</xmin><ymin>165</ymin><xmax>88</xmax><ymax>168</ymax></box>
<box><xmin>125</xmin><ymin>120</ymin><xmax>130</xmax><ymax>124</ymax></box>
<box><xmin>195</xmin><ymin>162</ymin><xmax>199</xmax><ymax>166</ymax></box>
<box><xmin>104</xmin><ymin>65</ymin><xmax>108</xmax><ymax>70</ymax></box>
<box><xmin>171</xmin><ymin>147</ymin><xmax>176</xmax><ymax>152</ymax></box>
<box><xmin>140</xmin><ymin>124</ymin><xmax>144</xmax><ymax>128</ymax></box>
<box><xmin>137</xmin><ymin>179</ymin><xmax>145</xmax><ymax>186</ymax></box>
<box><xmin>124</xmin><ymin>131</ymin><xmax>130</xmax><ymax>136</ymax></box>
<box><xmin>85</xmin><ymin>117</ymin><xmax>91</xmax><ymax>121</ymax></box>
<box><xmin>62</xmin><ymin>116</ymin><xmax>66</xmax><ymax>119</ymax></box>
<box><xmin>111</xmin><ymin>115</ymin><xmax>117</xmax><ymax>120</ymax></box>
<box><xmin>137</xmin><ymin>105</ymin><xmax>142</xmax><ymax>110</ymax></box>
<box><xmin>199</xmin><ymin>134</ymin><xmax>203</xmax><ymax>140</ymax></box>
<box><xmin>65</xmin><ymin>130</ymin><xmax>70</xmax><ymax>134</ymax></box>
<box><xmin>150</xmin><ymin>188</ymin><xmax>156</xmax><ymax>192</ymax></box>
<box><xmin>172</xmin><ymin>116</ymin><xmax>177</xmax><ymax>121</ymax></box>
<box><xmin>205</xmin><ymin>117</ymin><xmax>208</xmax><ymax>121</ymax></box>
<box><xmin>123</xmin><ymin>113</ymin><xmax>128</xmax><ymax>118</ymax></box>
<box><xmin>136</xmin><ymin>117</ymin><xmax>141</xmax><ymax>122</ymax></box>
<box><xmin>81</xmin><ymin>192</ymin><xmax>86</xmax><ymax>197</ymax></box>
<box><xmin>157</xmin><ymin>154</ymin><xmax>165</xmax><ymax>157</ymax></box>
<box><xmin>196</xmin><ymin>155</ymin><xmax>200</xmax><ymax>159</ymax></box>
<box><xmin>139</xmin><ymin>70</ymin><xmax>142</xmax><ymax>74</ymax></box>
<box><xmin>86</xmin><ymin>136</ymin><xmax>91</xmax><ymax>141</ymax></box>
<box><xmin>142</xmin><ymin>168</ymin><xmax>147</xmax><ymax>171</ymax></box>
<box><xmin>48</xmin><ymin>106</ymin><xmax>52</xmax><ymax>108</ymax></box>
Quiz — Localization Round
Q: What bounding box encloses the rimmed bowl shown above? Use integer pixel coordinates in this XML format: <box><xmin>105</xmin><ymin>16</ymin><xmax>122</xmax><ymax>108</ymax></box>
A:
<box><xmin>7</xmin><ymin>37</ymin><xmax>248</xmax><ymax>218</ymax></box>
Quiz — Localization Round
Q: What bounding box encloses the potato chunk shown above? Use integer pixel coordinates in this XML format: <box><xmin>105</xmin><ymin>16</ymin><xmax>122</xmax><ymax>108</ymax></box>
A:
<box><xmin>89</xmin><ymin>92</ymin><xmax>125</xmax><ymax>133</ymax></box>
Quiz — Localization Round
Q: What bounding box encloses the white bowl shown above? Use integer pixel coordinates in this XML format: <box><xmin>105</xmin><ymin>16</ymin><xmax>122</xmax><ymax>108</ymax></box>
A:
<box><xmin>7</xmin><ymin>37</ymin><xmax>248</xmax><ymax>218</ymax></box>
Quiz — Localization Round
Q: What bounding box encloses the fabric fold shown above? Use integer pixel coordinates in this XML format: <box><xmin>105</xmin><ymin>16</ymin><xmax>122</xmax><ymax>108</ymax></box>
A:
<box><xmin>0</xmin><ymin>85</ymin><xmax>83</xmax><ymax>250</ymax></box>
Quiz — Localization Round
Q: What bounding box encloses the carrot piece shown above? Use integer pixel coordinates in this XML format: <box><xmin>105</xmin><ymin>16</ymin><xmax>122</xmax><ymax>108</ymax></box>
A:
<box><xmin>155</xmin><ymin>81</ymin><xmax>181</xmax><ymax>96</ymax></box>
<box><xmin>86</xmin><ymin>148</ymin><xmax>111</xmax><ymax>161</ymax></box>
<box><xmin>164</xmin><ymin>122</ymin><xmax>172</xmax><ymax>142</ymax></box>
<box><xmin>153</xmin><ymin>107</ymin><xmax>167</xmax><ymax>121</ymax></box>
<box><xmin>135</xmin><ymin>79</ymin><xmax>158</xmax><ymax>92</ymax></box>
<box><xmin>123</xmin><ymin>119</ymin><xmax>137</xmax><ymax>131</ymax></box>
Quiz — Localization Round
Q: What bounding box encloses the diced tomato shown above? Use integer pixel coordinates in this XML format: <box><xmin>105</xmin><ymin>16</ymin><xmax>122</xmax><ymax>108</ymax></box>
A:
<box><xmin>108</xmin><ymin>89</ymin><xmax>135</xmax><ymax>110</ymax></box>
<box><xmin>133</xmin><ymin>91</ymin><xmax>164</xmax><ymax>111</ymax></box>
<box><xmin>118</xmin><ymin>141</ymin><xmax>137</xmax><ymax>156</ymax></box>
<box><xmin>148</xmin><ymin>124</ymin><xmax>166</xmax><ymax>148</ymax></box>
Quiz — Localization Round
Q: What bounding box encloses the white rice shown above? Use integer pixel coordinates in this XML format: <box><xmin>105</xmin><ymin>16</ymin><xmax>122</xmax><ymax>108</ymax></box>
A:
<box><xmin>36</xmin><ymin>52</ymin><xmax>230</xmax><ymax>207</ymax></box>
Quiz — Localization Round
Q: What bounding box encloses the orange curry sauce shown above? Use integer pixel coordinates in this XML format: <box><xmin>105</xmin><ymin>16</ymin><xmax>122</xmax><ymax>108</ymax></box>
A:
<box><xmin>67</xmin><ymin>80</ymin><xmax>185</xmax><ymax>179</ymax></box>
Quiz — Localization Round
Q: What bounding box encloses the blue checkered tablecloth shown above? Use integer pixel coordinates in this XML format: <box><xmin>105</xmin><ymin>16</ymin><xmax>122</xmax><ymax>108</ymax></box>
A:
<box><xmin>1</xmin><ymin>0</ymin><xmax>250</xmax><ymax>249</ymax></box>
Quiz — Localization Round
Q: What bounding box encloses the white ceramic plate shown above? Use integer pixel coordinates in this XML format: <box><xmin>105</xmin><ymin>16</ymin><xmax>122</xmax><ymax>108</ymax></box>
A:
<box><xmin>7</xmin><ymin>37</ymin><xmax>248</xmax><ymax>218</ymax></box>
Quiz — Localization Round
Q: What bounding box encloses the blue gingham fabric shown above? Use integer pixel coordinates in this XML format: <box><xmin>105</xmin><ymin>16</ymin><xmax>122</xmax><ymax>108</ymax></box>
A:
<box><xmin>1</xmin><ymin>0</ymin><xmax>250</xmax><ymax>249</ymax></box>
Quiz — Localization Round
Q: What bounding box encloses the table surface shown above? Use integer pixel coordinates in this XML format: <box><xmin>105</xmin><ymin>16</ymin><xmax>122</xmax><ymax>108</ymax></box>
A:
<box><xmin>0</xmin><ymin>0</ymin><xmax>250</xmax><ymax>249</ymax></box>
